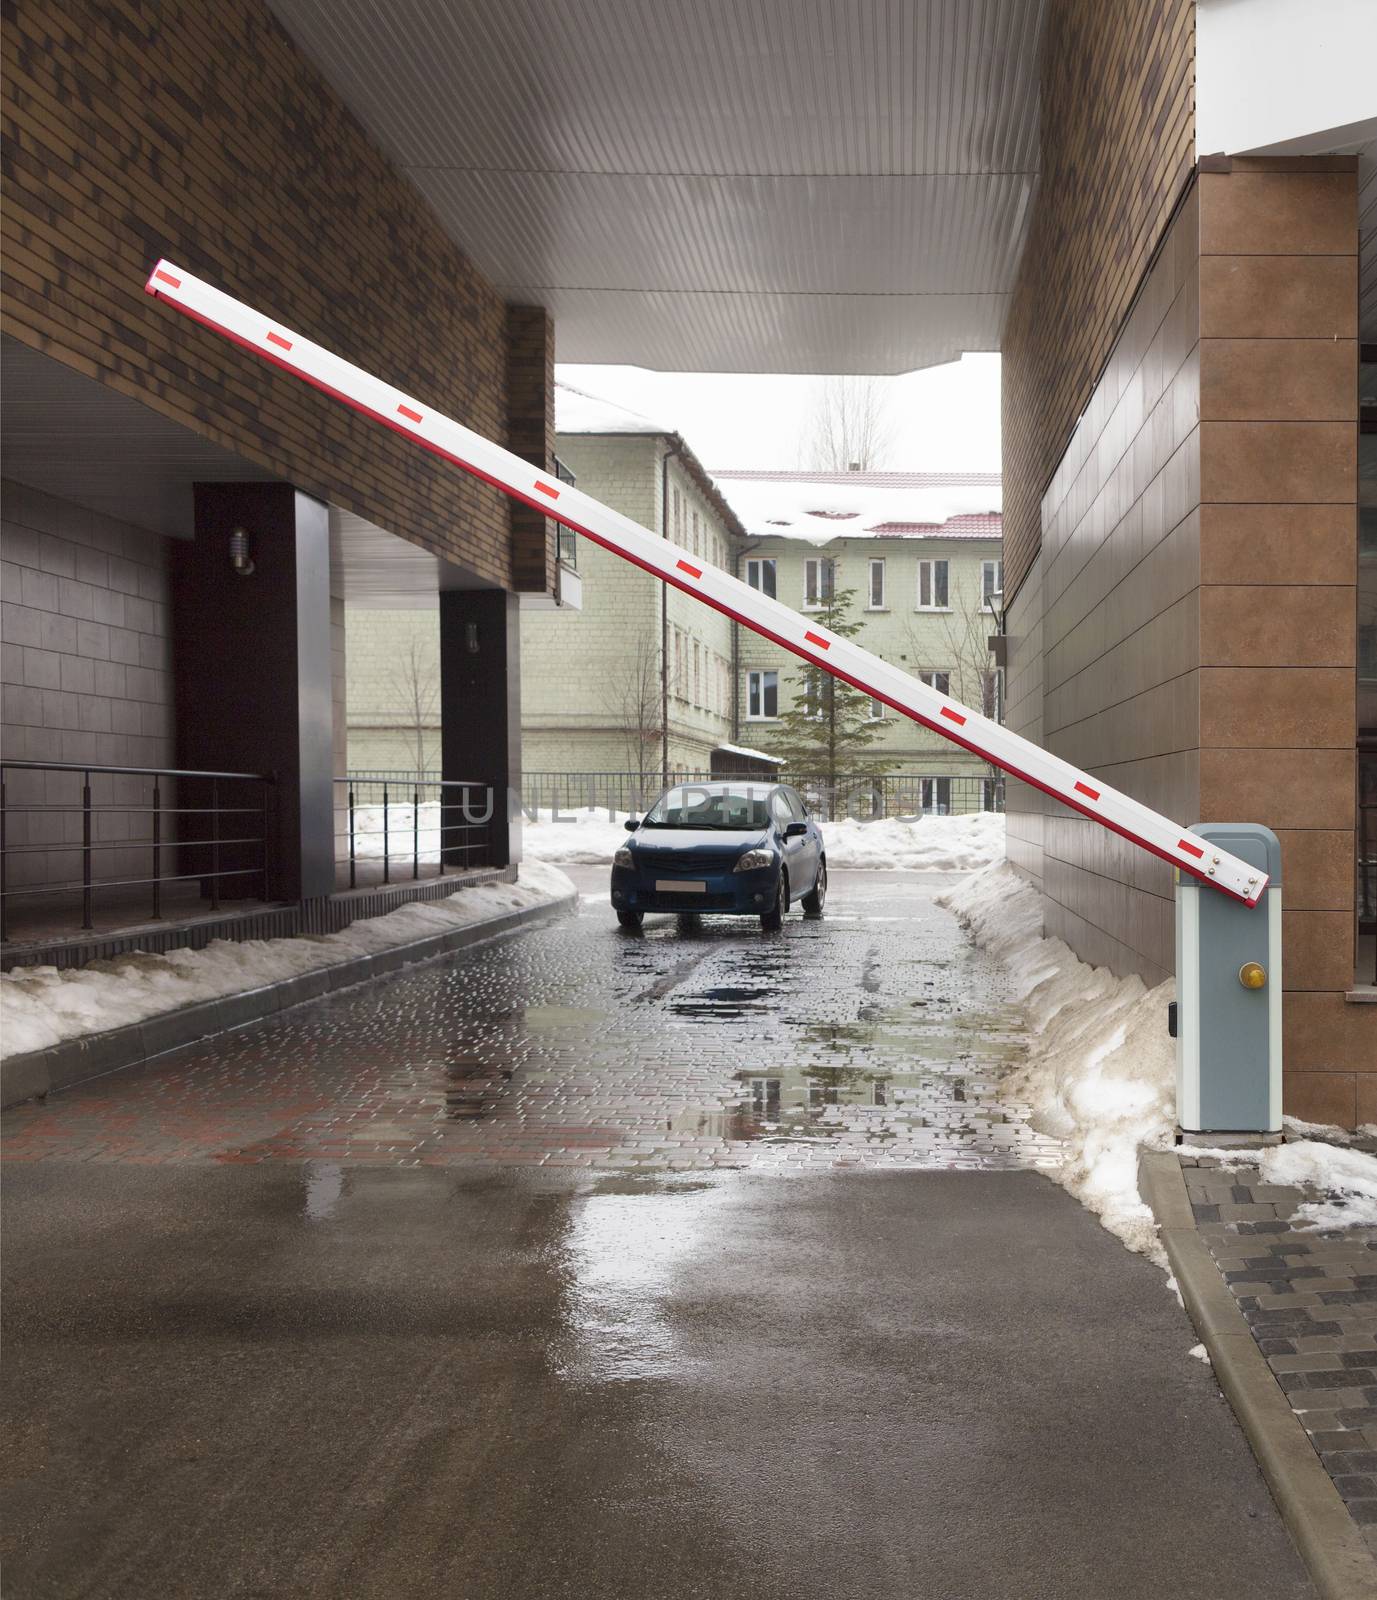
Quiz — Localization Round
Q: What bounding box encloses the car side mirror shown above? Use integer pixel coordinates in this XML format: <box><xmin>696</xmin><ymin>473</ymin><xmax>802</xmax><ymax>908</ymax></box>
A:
<box><xmin>624</xmin><ymin>817</ymin><xmax>639</xmax><ymax>832</ymax></box>
<box><xmin>784</xmin><ymin>821</ymin><xmax>808</xmax><ymax>837</ymax></box>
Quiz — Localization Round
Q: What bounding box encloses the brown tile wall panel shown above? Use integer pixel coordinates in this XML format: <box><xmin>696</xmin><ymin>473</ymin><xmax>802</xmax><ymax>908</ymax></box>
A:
<box><xmin>1199</xmin><ymin>747</ymin><xmax>1355</xmax><ymax>831</ymax></box>
<box><xmin>1006</xmin><ymin>192</ymin><xmax>1203</xmax><ymax>984</ymax></box>
<box><xmin>1284</xmin><ymin>992</ymin><xmax>1375</xmax><ymax>1075</ymax></box>
<box><xmin>1198</xmin><ymin>586</ymin><xmax>1354</xmax><ymax>668</ymax></box>
<box><xmin>1199</xmin><ymin>504</ymin><xmax>1357</xmax><ymax>586</ymax></box>
<box><xmin>1271</xmin><ymin>830</ymin><xmax>1357</xmax><ymax>912</ymax></box>
<box><xmin>1199</xmin><ymin>256</ymin><xmax>1359</xmax><ymax>339</ymax></box>
<box><xmin>1199</xmin><ymin>339</ymin><xmax>1356</xmax><ymax>423</ymax></box>
<box><xmin>1283</xmin><ymin>1071</ymin><xmax>1357</xmax><ymax>1129</ymax></box>
<box><xmin>1198</xmin><ymin>171</ymin><xmax>1361</xmax><ymax>257</ymax></box>
<box><xmin>1</xmin><ymin>0</ymin><xmax>535</xmax><ymax>591</ymax></box>
<box><xmin>1001</xmin><ymin>0</ymin><xmax>1196</xmax><ymax>602</ymax></box>
<box><xmin>1200</xmin><ymin>422</ymin><xmax>1356</xmax><ymax>505</ymax></box>
<box><xmin>1200</xmin><ymin>668</ymin><xmax>1354</xmax><ymax>749</ymax></box>
<box><xmin>1003</xmin><ymin>552</ymin><xmax>1046</xmax><ymax>894</ymax></box>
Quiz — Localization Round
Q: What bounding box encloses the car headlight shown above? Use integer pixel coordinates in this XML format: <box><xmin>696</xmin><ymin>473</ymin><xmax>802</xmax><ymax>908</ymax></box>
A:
<box><xmin>613</xmin><ymin>846</ymin><xmax>634</xmax><ymax>868</ymax></box>
<box><xmin>734</xmin><ymin>848</ymin><xmax>776</xmax><ymax>873</ymax></box>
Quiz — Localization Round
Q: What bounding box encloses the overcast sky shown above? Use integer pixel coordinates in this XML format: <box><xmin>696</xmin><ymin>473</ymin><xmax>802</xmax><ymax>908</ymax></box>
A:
<box><xmin>554</xmin><ymin>353</ymin><xmax>1002</xmax><ymax>475</ymax></box>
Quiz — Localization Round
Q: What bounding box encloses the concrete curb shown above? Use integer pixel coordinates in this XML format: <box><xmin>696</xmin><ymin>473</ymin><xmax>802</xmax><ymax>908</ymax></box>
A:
<box><xmin>1140</xmin><ymin>1150</ymin><xmax>1377</xmax><ymax>1600</ymax></box>
<box><xmin>1</xmin><ymin>890</ymin><xmax>577</xmax><ymax>1111</ymax></box>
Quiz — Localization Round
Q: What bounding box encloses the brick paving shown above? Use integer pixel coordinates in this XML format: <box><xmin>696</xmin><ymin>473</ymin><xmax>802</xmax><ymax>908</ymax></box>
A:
<box><xmin>2</xmin><ymin>871</ymin><xmax>1062</xmax><ymax>1175</ymax></box>
<box><xmin>1185</xmin><ymin>1156</ymin><xmax>1377</xmax><ymax>1557</ymax></box>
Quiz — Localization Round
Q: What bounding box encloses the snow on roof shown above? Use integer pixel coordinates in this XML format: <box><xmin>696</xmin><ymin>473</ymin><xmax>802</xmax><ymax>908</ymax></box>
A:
<box><xmin>713</xmin><ymin>741</ymin><xmax>785</xmax><ymax>765</ymax></box>
<box><xmin>711</xmin><ymin>470</ymin><xmax>1002</xmax><ymax>546</ymax></box>
<box><xmin>555</xmin><ymin>381</ymin><xmax>669</xmax><ymax>436</ymax></box>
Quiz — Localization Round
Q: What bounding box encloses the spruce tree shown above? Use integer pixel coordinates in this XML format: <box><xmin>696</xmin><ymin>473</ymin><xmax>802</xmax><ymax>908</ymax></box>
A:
<box><xmin>766</xmin><ymin>583</ymin><xmax>887</xmax><ymax>786</ymax></box>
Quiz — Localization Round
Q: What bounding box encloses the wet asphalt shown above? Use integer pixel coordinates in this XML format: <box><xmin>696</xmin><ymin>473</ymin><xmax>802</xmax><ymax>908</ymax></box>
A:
<box><xmin>1</xmin><ymin>869</ymin><xmax>1315</xmax><ymax>1598</ymax></box>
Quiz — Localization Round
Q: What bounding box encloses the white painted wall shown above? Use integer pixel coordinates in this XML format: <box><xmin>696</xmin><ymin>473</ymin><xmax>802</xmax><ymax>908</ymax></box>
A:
<box><xmin>1197</xmin><ymin>0</ymin><xmax>1377</xmax><ymax>157</ymax></box>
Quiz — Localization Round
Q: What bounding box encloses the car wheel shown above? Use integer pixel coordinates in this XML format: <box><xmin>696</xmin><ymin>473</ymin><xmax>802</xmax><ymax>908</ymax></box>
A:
<box><xmin>616</xmin><ymin>909</ymin><xmax>644</xmax><ymax>931</ymax></box>
<box><xmin>802</xmin><ymin>859</ymin><xmax>827</xmax><ymax>917</ymax></box>
<box><xmin>760</xmin><ymin>870</ymin><xmax>788</xmax><ymax>931</ymax></box>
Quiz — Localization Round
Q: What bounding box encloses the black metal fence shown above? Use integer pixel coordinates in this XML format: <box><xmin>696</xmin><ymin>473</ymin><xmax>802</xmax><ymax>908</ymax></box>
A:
<box><xmin>348</xmin><ymin>769</ymin><xmax>1002</xmax><ymax>821</ymax></box>
<box><xmin>516</xmin><ymin>770</ymin><xmax>1004</xmax><ymax>821</ymax></box>
<box><xmin>0</xmin><ymin>759</ymin><xmax>274</xmax><ymax>940</ymax></box>
<box><xmin>336</xmin><ymin>775</ymin><xmax>493</xmax><ymax>887</ymax></box>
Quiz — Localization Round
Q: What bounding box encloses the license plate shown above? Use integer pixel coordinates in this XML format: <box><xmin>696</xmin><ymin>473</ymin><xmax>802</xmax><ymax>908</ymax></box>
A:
<box><xmin>656</xmin><ymin>879</ymin><xmax>706</xmax><ymax>893</ymax></box>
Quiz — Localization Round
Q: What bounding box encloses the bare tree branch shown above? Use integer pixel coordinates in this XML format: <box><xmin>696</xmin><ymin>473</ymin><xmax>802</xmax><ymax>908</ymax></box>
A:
<box><xmin>385</xmin><ymin>633</ymin><xmax>439</xmax><ymax>778</ymax></box>
<box><xmin>806</xmin><ymin>377</ymin><xmax>893</xmax><ymax>472</ymax></box>
<box><xmin>600</xmin><ymin>636</ymin><xmax>664</xmax><ymax>801</ymax></box>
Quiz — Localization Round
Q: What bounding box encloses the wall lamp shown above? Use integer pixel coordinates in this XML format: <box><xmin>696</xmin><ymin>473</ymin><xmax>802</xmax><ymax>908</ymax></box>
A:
<box><xmin>229</xmin><ymin>525</ymin><xmax>255</xmax><ymax>576</ymax></box>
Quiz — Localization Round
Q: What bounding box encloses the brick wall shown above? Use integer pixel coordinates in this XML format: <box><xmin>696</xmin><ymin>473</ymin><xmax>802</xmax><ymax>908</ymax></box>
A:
<box><xmin>506</xmin><ymin>306</ymin><xmax>557</xmax><ymax>594</ymax></box>
<box><xmin>2</xmin><ymin>0</ymin><xmax>537</xmax><ymax>590</ymax></box>
<box><xmin>1</xmin><ymin>479</ymin><xmax>173</xmax><ymax>888</ymax></box>
<box><xmin>1002</xmin><ymin>0</ymin><xmax>1195</xmax><ymax>603</ymax></box>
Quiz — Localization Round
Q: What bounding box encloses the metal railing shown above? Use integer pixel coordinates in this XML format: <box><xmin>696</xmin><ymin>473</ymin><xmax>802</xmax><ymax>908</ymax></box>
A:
<box><xmin>337</xmin><ymin>775</ymin><xmax>493</xmax><ymax>888</ymax></box>
<box><xmin>0</xmin><ymin>760</ymin><xmax>274</xmax><ymax>941</ymax></box>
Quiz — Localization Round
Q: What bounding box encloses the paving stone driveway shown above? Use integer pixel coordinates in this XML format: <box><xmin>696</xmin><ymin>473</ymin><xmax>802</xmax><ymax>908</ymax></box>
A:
<box><xmin>1185</xmin><ymin>1156</ymin><xmax>1377</xmax><ymax>1556</ymax></box>
<box><xmin>2</xmin><ymin>869</ymin><xmax>1061</xmax><ymax>1173</ymax></box>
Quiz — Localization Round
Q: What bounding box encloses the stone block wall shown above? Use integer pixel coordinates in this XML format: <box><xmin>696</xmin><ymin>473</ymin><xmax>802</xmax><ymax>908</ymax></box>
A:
<box><xmin>1</xmin><ymin>479</ymin><xmax>173</xmax><ymax>889</ymax></box>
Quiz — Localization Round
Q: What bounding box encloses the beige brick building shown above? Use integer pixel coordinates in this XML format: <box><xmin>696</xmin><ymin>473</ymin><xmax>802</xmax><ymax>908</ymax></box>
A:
<box><xmin>718</xmin><ymin>470</ymin><xmax>1003</xmax><ymax>803</ymax></box>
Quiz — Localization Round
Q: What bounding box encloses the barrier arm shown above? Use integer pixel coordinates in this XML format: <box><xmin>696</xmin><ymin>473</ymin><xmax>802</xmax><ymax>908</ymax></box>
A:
<box><xmin>144</xmin><ymin>259</ymin><xmax>1266</xmax><ymax>907</ymax></box>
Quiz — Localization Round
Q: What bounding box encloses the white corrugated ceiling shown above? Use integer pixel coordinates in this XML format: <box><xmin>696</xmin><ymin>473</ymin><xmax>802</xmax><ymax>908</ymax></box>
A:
<box><xmin>267</xmin><ymin>0</ymin><xmax>1045</xmax><ymax>372</ymax></box>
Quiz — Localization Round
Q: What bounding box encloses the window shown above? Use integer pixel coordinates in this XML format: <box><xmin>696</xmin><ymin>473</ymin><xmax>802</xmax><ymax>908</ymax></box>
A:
<box><xmin>921</xmin><ymin>777</ymin><xmax>952</xmax><ymax>816</ymax></box>
<box><xmin>919</xmin><ymin>669</ymin><xmax>951</xmax><ymax>696</ymax></box>
<box><xmin>804</xmin><ymin>557</ymin><xmax>835</xmax><ymax>609</ymax></box>
<box><xmin>674</xmin><ymin>630</ymin><xmax>685</xmax><ymax>700</ymax></box>
<box><xmin>982</xmin><ymin>559</ymin><xmax>1004</xmax><ymax>612</ymax></box>
<box><xmin>746</xmin><ymin>670</ymin><xmax>778</xmax><ymax>720</ymax></box>
<box><xmin>770</xmin><ymin>790</ymin><xmax>794</xmax><ymax>827</ymax></box>
<box><xmin>692</xmin><ymin>640</ymin><xmax>701</xmax><ymax>705</ymax></box>
<box><xmin>746</xmin><ymin>558</ymin><xmax>777</xmax><ymax>597</ymax></box>
<box><xmin>917</xmin><ymin>559</ymin><xmax>949</xmax><ymax>610</ymax></box>
<box><xmin>868</xmin><ymin>558</ymin><xmax>886</xmax><ymax>609</ymax></box>
<box><xmin>692</xmin><ymin>511</ymin><xmax>701</xmax><ymax>558</ymax></box>
<box><xmin>802</xmin><ymin>671</ymin><xmax>826</xmax><ymax>720</ymax></box>
<box><xmin>980</xmin><ymin>668</ymin><xmax>1004</xmax><ymax>721</ymax></box>
<box><xmin>556</xmin><ymin>527</ymin><xmax>577</xmax><ymax>569</ymax></box>
<box><xmin>869</xmin><ymin>697</ymin><xmax>885</xmax><ymax>721</ymax></box>
<box><xmin>672</xmin><ymin>487</ymin><xmax>683</xmax><ymax>539</ymax></box>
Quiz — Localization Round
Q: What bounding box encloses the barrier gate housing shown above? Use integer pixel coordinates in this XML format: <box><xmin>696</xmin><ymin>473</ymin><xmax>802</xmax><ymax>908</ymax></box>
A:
<box><xmin>144</xmin><ymin>261</ymin><xmax>1283</xmax><ymax>1134</ymax></box>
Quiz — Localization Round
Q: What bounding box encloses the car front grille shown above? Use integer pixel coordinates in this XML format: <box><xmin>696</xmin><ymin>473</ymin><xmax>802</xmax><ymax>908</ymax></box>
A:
<box><xmin>638</xmin><ymin>849</ymin><xmax>744</xmax><ymax>875</ymax></box>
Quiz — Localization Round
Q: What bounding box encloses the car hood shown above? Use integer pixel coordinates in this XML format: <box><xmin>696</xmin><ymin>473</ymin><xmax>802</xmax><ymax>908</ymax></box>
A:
<box><xmin>630</xmin><ymin>828</ymin><xmax>770</xmax><ymax>852</ymax></box>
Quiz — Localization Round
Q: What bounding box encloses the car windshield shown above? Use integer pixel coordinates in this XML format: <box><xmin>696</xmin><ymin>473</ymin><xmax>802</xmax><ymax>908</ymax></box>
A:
<box><xmin>641</xmin><ymin>784</ymin><xmax>773</xmax><ymax>831</ymax></box>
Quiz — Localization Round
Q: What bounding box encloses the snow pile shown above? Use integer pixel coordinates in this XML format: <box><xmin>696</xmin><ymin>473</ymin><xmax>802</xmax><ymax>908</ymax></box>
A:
<box><xmin>712</xmin><ymin>473</ymin><xmax>1001</xmax><ymax>545</ymax></box>
<box><xmin>523</xmin><ymin>807</ymin><xmax>633</xmax><ymax>865</ymax></box>
<box><xmin>1263</xmin><ymin>1141</ymin><xmax>1377</xmax><ymax>1230</ymax></box>
<box><xmin>520</xmin><ymin>805</ymin><xmax>1006</xmax><ymax>872</ymax></box>
<box><xmin>823</xmin><ymin>810</ymin><xmax>1004</xmax><ymax>872</ymax></box>
<box><xmin>0</xmin><ymin>859</ymin><xmax>575</xmax><ymax>1060</ymax></box>
<box><xmin>938</xmin><ymin>862</ymin><xmax>1177</xmax><ymax>1262</ymax></box>
<box><xmin>555</xmin><ymin>380</ymin><xmax>667</xmax><ymax>436</ymax></box>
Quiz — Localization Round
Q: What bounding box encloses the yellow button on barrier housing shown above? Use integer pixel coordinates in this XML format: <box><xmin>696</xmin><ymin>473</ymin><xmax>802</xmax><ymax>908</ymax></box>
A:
<box><xmin>1238</xmin><ymin>962</ymin><xmax>1267</xmax><ymax>990</ymax></box>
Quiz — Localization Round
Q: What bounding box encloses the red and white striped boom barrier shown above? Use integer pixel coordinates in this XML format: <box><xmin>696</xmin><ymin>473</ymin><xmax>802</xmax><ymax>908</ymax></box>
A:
<box><xmin>145</xmin><ymin>260</ymin><xmax>1266</xmax><ymax>907</ymax></box>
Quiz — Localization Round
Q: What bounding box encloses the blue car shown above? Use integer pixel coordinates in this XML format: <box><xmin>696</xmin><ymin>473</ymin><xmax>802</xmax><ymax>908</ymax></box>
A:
<box><xmin>611</xmin><ymin>781</ymin><xmax>826</xmax><ymax>932</ymax></box>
